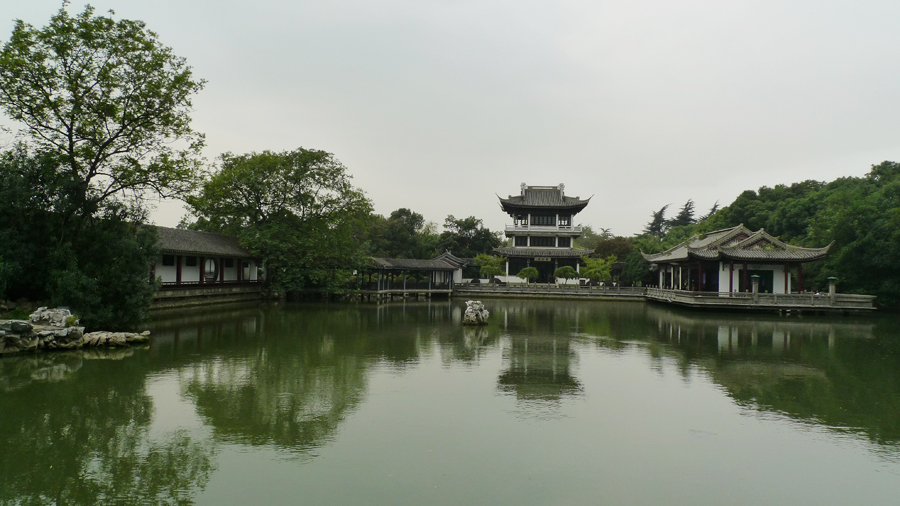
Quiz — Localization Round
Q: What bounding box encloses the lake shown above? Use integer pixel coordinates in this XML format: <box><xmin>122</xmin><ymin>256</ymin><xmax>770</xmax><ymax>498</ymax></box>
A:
<box><xmin>1</xmin><ymin>298</ymin><xmax>899</xmax><ymax>505</ymax></box>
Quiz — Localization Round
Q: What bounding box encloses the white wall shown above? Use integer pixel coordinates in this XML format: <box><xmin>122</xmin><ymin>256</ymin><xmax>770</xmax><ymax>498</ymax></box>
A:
<box><xmin>718</xmin><ymin>262</ymin><xmax>791</xmax><ymax>294</ymax></box>
<box><xmin>156</xmin><ymin>256</ymin><xmax>177</xmax><ymax>283</ymax></box>
<box><xmin>155</xmin><ymin>255</ymin><xmax>259</xmax><ymax>283</ymax></box>
<box><xmin>181</xmin><ymin>257</ymin><xmax>200</xmax><ymax>282</ymax></box>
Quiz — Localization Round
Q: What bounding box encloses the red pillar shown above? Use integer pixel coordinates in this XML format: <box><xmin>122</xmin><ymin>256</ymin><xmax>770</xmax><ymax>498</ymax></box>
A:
<box><xmin>219</xmin><ymin>257</ymin><xmax>225</xmax><ymax>283</ymax></box>
<box><xmin>784</xmin><ymin>264</ymin><xmax>788</xmax><ymax>293</ymax></box>
<box><xmin>798</xmin><ymin>264</ymin><xmax>804</xmax><ymax>293</ymax></box>
<box><xmin>729</xmin><ymin>261</ymin><xmax>733</xmax><ymax>292</ymax></box>
<box><xmin>743</xmin><ymin>262</ymin><xmax>748</xmax><ymax>292</ymax></box>
<box><xmin>199</xmin><ymin>256</ymin><xmax>205</xmax><ymax>285</ymax></box>
<box><xmin>176</xmin><ymin>255</ymin><xmax>182</xmax><ymax>285</ymax></box>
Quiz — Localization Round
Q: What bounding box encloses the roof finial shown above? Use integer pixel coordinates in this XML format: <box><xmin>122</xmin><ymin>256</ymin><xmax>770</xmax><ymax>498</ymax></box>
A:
<box><xmin>520</xmin><ymin>182</ymin><xmax>526</xmax><ymax>195</ymax></box>
<box><xmin>558</xmin><ymin>183</ymin><xmax>565</xmax><ymax>198</ymax></box>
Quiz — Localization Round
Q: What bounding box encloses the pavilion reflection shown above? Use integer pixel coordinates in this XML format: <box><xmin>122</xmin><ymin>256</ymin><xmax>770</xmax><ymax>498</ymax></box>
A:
<box><xmin>643</xmin><ymin>305</ymin><xmax>900</xmax><ymax>446</ymax></box>
<box><xmin>497</xmin><ymin>333</ymin><xmax>582</xmax><ymax>402</ymax></box>
<box><xmin>492</xmin><ymin>300</ymin><xmax>585</xmax><ymax>403</ymax></box>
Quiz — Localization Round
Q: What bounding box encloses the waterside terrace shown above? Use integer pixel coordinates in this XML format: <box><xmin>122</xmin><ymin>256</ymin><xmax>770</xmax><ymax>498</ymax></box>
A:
<box><xmin>453</xmin><ymin>283</ymin><xmax>876</xmax><ymax>313</ymax></box>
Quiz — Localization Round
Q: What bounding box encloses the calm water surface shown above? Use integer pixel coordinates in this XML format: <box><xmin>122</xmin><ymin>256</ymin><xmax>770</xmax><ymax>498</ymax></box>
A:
<box><xmin>2</xmin><ymin>299</ymin><xmax>900</xmax><ymax>505</ymax></box>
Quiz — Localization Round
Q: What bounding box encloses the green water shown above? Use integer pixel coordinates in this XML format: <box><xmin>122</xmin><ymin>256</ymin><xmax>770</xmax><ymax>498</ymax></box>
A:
<box><xmin>2</xmin><ymin>299</ymin><xmax>899</xmax><ymax>505</ymax></box>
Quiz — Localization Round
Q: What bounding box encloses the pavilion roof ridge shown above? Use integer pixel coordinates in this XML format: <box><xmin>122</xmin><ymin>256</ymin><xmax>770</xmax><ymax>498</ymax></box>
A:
<box><xmin>694</xmin><ymin>224</ymin><xmax>753</xmax><ymax>250</ymax></box>
<box><xmin>642</xmin><ymin>224</ymin><xmax>832</xmax><ymax>263</ymax></box>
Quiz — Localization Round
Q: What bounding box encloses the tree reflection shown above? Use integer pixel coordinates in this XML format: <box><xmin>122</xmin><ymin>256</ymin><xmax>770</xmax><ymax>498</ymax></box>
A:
<box><xmin>0</xmin><ymin>351</ymin><xmax>214</xmax><ymax>505</ymax></box>
<box><xmin>643</xmin><ymin>305</ymin><xmax>900</xmax><ymax>446</ymax></box>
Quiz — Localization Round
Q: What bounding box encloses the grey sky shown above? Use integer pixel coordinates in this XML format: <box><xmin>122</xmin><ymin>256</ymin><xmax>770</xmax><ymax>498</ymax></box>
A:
<box><xmin>4</xmin><ymin>0</ymin><xmax>900</xmax><ymax>236</ymax></box>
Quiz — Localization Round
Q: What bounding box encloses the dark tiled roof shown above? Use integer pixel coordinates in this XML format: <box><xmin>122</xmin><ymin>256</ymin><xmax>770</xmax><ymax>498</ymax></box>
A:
<box><xmin>371</xmin><ymin>257</ymin><xmax>461</xmax><ymax>271</ymax></box>
<box><xmin>498</xmin><ymin>185</ymin><xmax>590</xmax><ymax>213</ymax></box>
<box><xmin>494</xmin><ymin>247</ymin><xmax>591</xmax><ymax>258</ymax></box>
<box><xmin>153</xmin><ymin>226</ymin><xmax>252</xmax><ymax>257</ymax></box>
<box><xmin>642</xmin><ymin>225</ymin><xmax>831</xmax><ymax>264</ymax></box>
<box><xmin>433</xmin><ymin>250</ymin><xmax>467</xmax><ymax>268</ymax></box>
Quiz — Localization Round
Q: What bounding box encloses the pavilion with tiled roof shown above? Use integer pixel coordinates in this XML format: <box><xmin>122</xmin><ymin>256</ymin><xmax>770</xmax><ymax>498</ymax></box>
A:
<box><xmin>495</xmin><ymin>183</ymin><xmax>592</xmax><ymax>283</ymax></box>
<box><xmin>363</xmin><ymin>251</ymin><xmax>467</xmax><ymax>293</ymax></box>
<box><xmin>642</xmin><ymin>225</ymin><xmax>831</xmax><ymax>293</ymax></box>
<box><xmin>151</xmin><ymin>226</ymin><xmax>262</xmax><ymax>286</ymax></box>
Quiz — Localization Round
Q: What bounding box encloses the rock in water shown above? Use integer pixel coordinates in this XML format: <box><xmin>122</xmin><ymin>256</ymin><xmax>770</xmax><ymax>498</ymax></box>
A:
<box><xmin>462</xmin><ymin>300</ymin><xmax>489</xmax><ymax>325</ymax></box>
<box><xmin>30</xmin><ymin>307</ymin><xmax>76</xmax><ymax>327</ymax></box>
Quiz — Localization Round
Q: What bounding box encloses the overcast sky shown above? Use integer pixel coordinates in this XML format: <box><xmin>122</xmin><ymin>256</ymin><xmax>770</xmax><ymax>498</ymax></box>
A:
<box><xmin>4</xmin><ymin>0</ymin><xmax>900</xmax><ymax>236</ymax></box>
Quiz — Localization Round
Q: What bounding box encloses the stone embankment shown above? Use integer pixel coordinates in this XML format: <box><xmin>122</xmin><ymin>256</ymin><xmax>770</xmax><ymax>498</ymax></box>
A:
<box><xmin>0</xmin><ymin>308</ymin><xmax>149</xmax><ymax>356</ymax></box>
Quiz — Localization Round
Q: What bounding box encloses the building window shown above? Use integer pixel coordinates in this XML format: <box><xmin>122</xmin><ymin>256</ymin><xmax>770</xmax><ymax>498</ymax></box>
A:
<box><xmin>532</xmin><ymin>214</ymin><xmax>556</xmax><ymax>226</ymax></box>
<box><xmin>162</xmin><ymin>255</ymin><xmax>175</xmax><ymax>266</ymax></box>
<box><xmin>515</xmin><ymin>236</ymin><xmax>528</xmax><ymax>247</ymax></box>
<box><xmin>530</xmin><ymin>236</ymin><xmax>555</xmax><ymax>247</ymax></box>
<box><xmin>515</xmin><ymin>214</ymin><xmax>528</xmax><ymax>225</ymax></box>
<box><xmin>557</xmin><ymin>237</ymin><xmax>571</xmax><ymax>247</ymax></box>
<box><xmin>558</xmin><ymin>215</ymin><xmax>571</xmax><ymax>226</ymax></box>
<box><xmin>185</xmin><ymin>256</ymin><xmax>198</xmax><ymax>267</ymax></box>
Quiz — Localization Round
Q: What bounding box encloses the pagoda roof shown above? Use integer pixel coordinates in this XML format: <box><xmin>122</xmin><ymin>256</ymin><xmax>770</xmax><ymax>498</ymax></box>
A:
<box><xmin>498</xmin><ymin>184</ymin><xmax>591</xmax><ymax>214</ymax></box>
<box><xmin>641</xmin><ymin>225</ymin><xmax>832</xmax><ymax>264</ymax></box>
<box><xmin>494</xmin><ymin>247</ymin><xmax>591</xmax><ymax>258</ymax></box>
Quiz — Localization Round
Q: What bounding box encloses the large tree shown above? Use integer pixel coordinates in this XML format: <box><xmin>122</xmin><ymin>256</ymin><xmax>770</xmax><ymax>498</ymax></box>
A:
<box><xmin>667</xmin><ymin>199</ymin><xmax>696</xmax><ymax>228</ymax></box>
<box><xmin>0</xmin><ymin>4</ymin><xmax>205</xmax><ymax>235</ymax></box>
<box><xmin>0</xmin><ymin>5</ymin><xmax>202</xmax><ymax>328</ymax></box>
<box><xmin>437</xmin><ymin>215</ymin><xmax>502</xmax><ymax>258</ymax></box>
<box><xmin>187</xmin><ymin>148</ymin><xmax>372</xmax><ymax>292</ymax></box>
<box><xmin>644</xmin><ymin>204</ymin><xmax>670</xmax><ymax>239</ymax></box>
<box><xmin>366</xmin><ymin>208</ymin><xmax>439</xmax><ymax>259</ymax></box>
<box><xmin>0</xmin><ymin>146</ymin><xmax>158</xmax><ymax>329</ymax></box>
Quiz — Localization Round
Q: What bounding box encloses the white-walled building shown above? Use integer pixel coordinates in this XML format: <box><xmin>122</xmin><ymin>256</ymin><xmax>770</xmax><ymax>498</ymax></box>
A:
<box><xmin>494</xmin><ymin>183</ymin><xmax>592</xmax><ymax>283</ymax></box>
<box><xmin>151</xmin><ymin>226</ymin><xmax>261</xmax><ymax>286</ymax></box>
<box><xmin>642</xmin><ymin>225</ymin><xmax>831</xmax><ymax>294</ymax></box>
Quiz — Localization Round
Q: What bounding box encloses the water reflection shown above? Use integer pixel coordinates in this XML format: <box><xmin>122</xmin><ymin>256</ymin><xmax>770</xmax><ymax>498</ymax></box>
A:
<box><xmin>0</xmin><ymin>351</ymin><xmax>214</xmax><ymax>505</ymax></box>
<box><xmin>641</xmin><ymin>305</ymin><xmax>900</xmax><ymax>446</ymax></box>
<box><xmin>492</xmin><ymin>301</ymin><xmax>583</xmax><ymax>402</ymax></box>
<box><xmin>2</xmin><ymin>299</ymin><xmax>899</xmax><ymax>505</ymax></box>
<box><xmin>150</xmin><ymin>304</ymin><xmax>369</xmax><ymax>453</ymax></box>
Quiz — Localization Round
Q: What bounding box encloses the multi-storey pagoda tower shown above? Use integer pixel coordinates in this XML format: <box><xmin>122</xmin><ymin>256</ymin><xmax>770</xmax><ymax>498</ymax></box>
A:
<box><xmin>495</xmin><ymin>183</ymin><xmax>592</xmax><ymax>283</ymax></box>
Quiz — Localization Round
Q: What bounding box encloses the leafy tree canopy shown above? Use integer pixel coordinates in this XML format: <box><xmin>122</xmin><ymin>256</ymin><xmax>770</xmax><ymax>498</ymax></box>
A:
<box><xmin>574</xmin><ymin>224</ymin><xmax>611</xmax><ymax>251</ymax></box>
<box><xmin>474</xmin><ymin>253</ymin><xmax>506</xmax><ymax>279</ymax></box>
<box><xmin>187</xmin><ymin>148</ymin><xmax>372</xmax><ymax>293</ymax></box>
<box><xmin>667</xmin><ymin>199</ymin><xmax>696</xmax><ymax>228</ymax></box>
<box><xmin>365</xmin><ymin>208</ymin><xmax>439</xmax><ymax>259</ymax></box>
<box><xmin>0</xmin><ymin>146</ymin><xmax>157</xmax><ymax>329</ymax></box>
<box><xmin>644</xmin><ymin>204</ymin><xmax>670</xmax><ymax>239</ymax></box>
<box><xmin>517</xmin><ymin>266</ymin><xmax>539</xmax><ymax>284</ymax></box>
<box><xmin>0</xmin><ymin>3</ymin><xmax>205</xmax><ymax>233</ymax></box>
<box><xmin>437</xmin><ymin>215</ymin><xmax>502</xmax><ymax>258</ymax></box>
<box><xmin>593</xmin><ymin>236</ymin><xmax>634</xmax><ymax>260</ymax></box>
<box><xmin>553</xmin><ymin>265</ymin><xmax>578</xmax><ymax>282</ymax></box>
<box><xmin>580</xmin><ymin>255</ymin><xmax>615</xmax><ymax>283</ymax></box>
